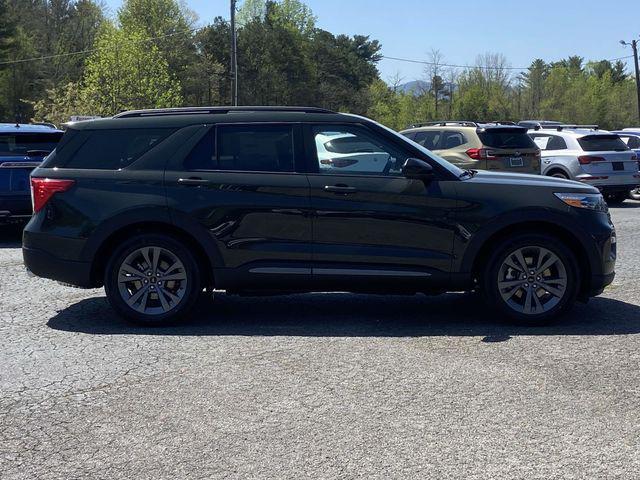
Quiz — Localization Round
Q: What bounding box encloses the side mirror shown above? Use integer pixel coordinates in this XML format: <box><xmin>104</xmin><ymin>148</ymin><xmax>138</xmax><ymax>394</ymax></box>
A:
<box><xmin>402</xmin><ymin>158</ymin><xmax>435</xmax><ymax>180</ymax></box>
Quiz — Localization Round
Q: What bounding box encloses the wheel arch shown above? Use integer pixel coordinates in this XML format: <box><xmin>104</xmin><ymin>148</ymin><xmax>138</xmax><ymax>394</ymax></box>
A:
<box><xmin>467</xmin><ymin>220</ymin><xmax>592</xmax><ymax>297</ymax></box>
<box><xmin>89</xmin><ymin>221</ymin><xmax>216</xmax><ymax>288</ymax></box>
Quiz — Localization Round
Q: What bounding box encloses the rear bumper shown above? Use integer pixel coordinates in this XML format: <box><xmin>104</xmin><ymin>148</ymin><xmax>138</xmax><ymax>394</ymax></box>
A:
<box><xmin>23</xmin><ymin>246</ymin><xmax>93</xmax><ymax>287</ymax></box>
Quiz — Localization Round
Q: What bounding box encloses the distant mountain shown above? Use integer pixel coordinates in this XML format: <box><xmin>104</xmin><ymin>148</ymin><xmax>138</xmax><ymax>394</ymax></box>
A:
<box><xmin>395</xmin><ymin>80</ymin><xmax>456</xmax><ymax>96</ymax></box>
<box><xmin>395</xmin><ymin>80</ymin><xmax>430</xmax><ymax>94</ymax></box>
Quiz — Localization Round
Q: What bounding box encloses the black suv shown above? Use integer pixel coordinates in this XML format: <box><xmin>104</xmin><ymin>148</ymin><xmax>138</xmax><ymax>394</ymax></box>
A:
<box><xmin>23</xmin><ymin>107</ymin><xmax>616</xmax><ymax>325</ymax></box>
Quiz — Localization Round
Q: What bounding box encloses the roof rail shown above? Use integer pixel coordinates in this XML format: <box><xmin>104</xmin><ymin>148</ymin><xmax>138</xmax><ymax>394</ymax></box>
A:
<box><xmin>409</xmin><ymin>120</ymin><xmax>479</xmax><ymax>128</ymax></box>
<box><xmin>31</xmin><ymin>122</ymin><xmax>57</xmax><ymax>129</ymax></box>
<box><xmin>483</xmin><ymin>121</ymin><xmax>517</xmax><ymax>126</ymax></box>
<box><xmin>553</xmin><ymin>124</ymin><xmax>599</xmax><ymax>131</ymax></box>
<box><xmin>113</xmin><ymin>106</ymin><xmax>336</xmax><ymax>119</ymax></box>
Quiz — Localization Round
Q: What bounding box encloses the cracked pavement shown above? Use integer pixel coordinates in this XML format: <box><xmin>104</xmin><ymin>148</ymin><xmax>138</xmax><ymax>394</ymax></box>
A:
<box><xmin>1</xmin><ymin>203</ymin><xmax>639</xmax><ymax>479</ymax></box>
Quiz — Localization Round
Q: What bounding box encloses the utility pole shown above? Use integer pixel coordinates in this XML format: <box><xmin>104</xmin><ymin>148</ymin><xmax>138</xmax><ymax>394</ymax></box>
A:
<box><xmin>230</xmin><ymin>0</ymin><xmax>238</xmax><ymax>106</ymax></box>
<box><xmin>621</xmin><ymin>38</ymin><xmax>640</xmax><ymax>123</ymax></box>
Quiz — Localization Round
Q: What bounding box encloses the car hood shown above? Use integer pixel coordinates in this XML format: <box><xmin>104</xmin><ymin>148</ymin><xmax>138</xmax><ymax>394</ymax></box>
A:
<box><xmin>464</xmin><ymin>170</ymin><xmax>598</xmax><ymax>193</ymax></box>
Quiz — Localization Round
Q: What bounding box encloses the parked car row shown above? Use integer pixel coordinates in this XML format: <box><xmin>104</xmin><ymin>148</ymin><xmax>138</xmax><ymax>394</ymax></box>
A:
<box><xmin>399</xmin><ymin>121</ymin><xmax>640</xmax><ymax>204</ymax></box>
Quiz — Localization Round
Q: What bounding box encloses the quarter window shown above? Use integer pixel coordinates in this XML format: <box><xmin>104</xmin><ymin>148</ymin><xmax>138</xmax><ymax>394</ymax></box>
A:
<box><xmin>65</xmin><ymin>128</ymin><xmax>173</xmax><ymax>169</ymax></box>
<box><xmin>312</xmin><ymin>125</ymin><xmax>409</xmax><ymax>176</ymax></box>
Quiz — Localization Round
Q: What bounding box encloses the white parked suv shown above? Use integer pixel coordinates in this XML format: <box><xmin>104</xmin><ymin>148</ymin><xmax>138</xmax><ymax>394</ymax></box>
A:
<box><xmin>314</xmin><ymin>132</ymin><xmax>396</xmax><ymax>173</ymax></box>
<box><xmin>529</xmin><ymin>126</ymin><xmax>640</xmax><ymax>204</ymax></box>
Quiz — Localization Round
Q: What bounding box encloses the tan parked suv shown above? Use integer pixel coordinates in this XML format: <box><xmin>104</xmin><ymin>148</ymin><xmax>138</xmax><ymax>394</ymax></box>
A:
<box><xmin>400</xmin><ymin>121</ymin><xmax>541</xmax><ymax>174</ymax></box>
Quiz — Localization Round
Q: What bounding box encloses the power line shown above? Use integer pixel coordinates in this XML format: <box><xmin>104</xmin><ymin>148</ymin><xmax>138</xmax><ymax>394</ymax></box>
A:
<box><xmin>381</xmin><ymin>54</ymin><xmax>635</xmax><ymax>71</ymax></box>
<box><xmin>0</xmin><ymin>27</ymin><xmax>203</xmax><ymax>67</ymax></box>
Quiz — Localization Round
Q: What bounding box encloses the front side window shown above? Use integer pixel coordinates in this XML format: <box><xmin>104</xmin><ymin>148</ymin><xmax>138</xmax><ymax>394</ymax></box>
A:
<box><xmin>413</xmin><ymin>130</ymin><xmax>441</xmax><ymax>150</ymax></box>
<box><xmin>65</xmin><ymin>128</ymin><xmax>173</xmax><ymax>169</ymax></box>
<box><xmin>217</xmin><ymin>125</ymin><xmax>294</xmax><ymax>172</ymax></box>
<box><xmin>313</xmin><ymin>125</ymin><xmax>409</xmax><ymax>176</ymax></box>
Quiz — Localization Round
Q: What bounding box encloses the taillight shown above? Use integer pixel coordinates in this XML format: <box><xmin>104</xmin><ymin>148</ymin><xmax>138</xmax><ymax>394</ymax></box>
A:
<box><xmin>320</xmin><ymin>158</ymin><xmax>358</xmax><ymax>168</ymax></box>
<box><xmin>465</xmin><ymin>148</ymin><xmax>496</xmax><ymax>160</ymax></box>
<box><xmin>578</xmin><ymin>155</ymin><xmax>605</xmax><ymax>165</ymax></box>
<box><xmin>30</xmin><ymin>178</ymin><xmax>75</xmax><ymax>213</ymax></box>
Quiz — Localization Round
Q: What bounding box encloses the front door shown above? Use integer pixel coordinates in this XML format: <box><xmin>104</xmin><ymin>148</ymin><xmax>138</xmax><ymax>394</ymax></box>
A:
<box><xmin>304</xmin><ymin>123</ymin><xmax>457</xmax><ymax>289</ymax></box>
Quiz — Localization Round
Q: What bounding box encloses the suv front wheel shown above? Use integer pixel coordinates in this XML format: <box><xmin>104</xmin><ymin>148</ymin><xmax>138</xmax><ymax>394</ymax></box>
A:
<box><xmin>104</xmin><ymin>233</ymin><xmax>202</xmax><ymax>325</ymax></box>
<box><xmin>482</xmin><ymin>234</ymin><xmax>579</xmax><ymax>325</ymax></box>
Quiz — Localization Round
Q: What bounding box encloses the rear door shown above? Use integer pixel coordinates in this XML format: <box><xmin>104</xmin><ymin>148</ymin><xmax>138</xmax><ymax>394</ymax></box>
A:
<box><xmin>164</xmin><ymin>123</ymin><xmax>312</xmax><ymax>288</ymax></box>
<box><xmin>478</xmin><ymin>127</ymin><xmax>540</xmax><ymax>174</ymax></box>
<box><xmin>304</xmin><ymin>123</ymin><xmax>457</xmax><ymax>289</ymax></box>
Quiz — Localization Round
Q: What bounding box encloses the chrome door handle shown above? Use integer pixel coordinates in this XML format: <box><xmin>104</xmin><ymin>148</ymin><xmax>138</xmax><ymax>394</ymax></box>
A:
<box><xmin>324</xmin><ymin>185</ymin><xmax>357</xmax><ymax>194</ymax></box>
<box><xmin>178</xmin><ymin>177</ymin><xmax>209</xmax><ymax>186</ymax></box>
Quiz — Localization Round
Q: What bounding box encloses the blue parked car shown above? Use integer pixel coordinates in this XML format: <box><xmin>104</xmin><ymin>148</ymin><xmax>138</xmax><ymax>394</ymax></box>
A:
<box><xmin>0</xmin><ymin>123</ymin><xmax>63</xmax><ymax>222</ymax></box>
<box><xmin>612</xmin><ymin>129</ymin><xmax>640</xmax><ymax>200</ymax></box>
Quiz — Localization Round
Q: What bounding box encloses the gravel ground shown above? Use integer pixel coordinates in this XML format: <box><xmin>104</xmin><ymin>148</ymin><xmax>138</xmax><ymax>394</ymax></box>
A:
<box><xmin>1</xmin><ymin>203</ymin><xmax>639</xmax><ymax>479</ymax></box>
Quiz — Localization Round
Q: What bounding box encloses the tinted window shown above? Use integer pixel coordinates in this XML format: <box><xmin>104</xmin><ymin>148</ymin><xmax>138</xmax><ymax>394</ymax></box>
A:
<box><xmin>402</xmin><ymin>132</ymin><xmax>416</xmax><ymax>141</ymax></box>
<box><xmin>217</xmin><ymin>125</ymin><xmax>294</xmax><ymax>172</ymax></box>
<box><xmin>478</xmin><ymin>129</ymin><xmax>537</xmax><ymax>149</ymax></box>
<box><xmin>531</xmin><ymin>135</ymin><xmax>551</xmax><ymax>150</ymax></box>
<box><xmin>65</xmin><ymin>128</ymin><xmax>173</xmax><ymax>169</ymax></box>
<box><xmin>313</xmin><ymin>125</ymin><xmax>409</xmax><ymax>176</ymax></box>
<box><xmin>578</xmin><ymin>135</ymin><xmax>628</xmax><ymax>152</ymax></box>
<box><xmin>184</xmin><ymin>129</ymin><xmax>215</xmax><ymax>170</ymax></box>
<box><xmin>620</xmin><ymin>135</ymin><xmax>640</xmax><ymax>149</ymax></box>
<box><xmin>440</xmin><ymin>131</ymin><xmax>466</xmax><ymax>149</ymax></box>
<box><xmin>547</xmin><ymin>136</ymin><xmax>567</xmax><ymax>150</ymax></box>
<box><xmin>413</xmin><ymin>131</ymin><xmax>441</xmax><ymax>150</ymax></box>
<box><xmin>0</xmin><ymin>132</ymin><xmax>63</xmax><ymax>156</ymax></box>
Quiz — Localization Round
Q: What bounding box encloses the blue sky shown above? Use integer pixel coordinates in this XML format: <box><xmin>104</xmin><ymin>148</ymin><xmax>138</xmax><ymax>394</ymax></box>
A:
<box><xmin>105</xmin><ymin>0</ymin><xmax>640</xmax><ymax>82</ymax></box>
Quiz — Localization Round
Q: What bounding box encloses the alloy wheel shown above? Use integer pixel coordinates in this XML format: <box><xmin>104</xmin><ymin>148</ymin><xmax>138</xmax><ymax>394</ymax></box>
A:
<box><xmin>117</xmin><ymin>246</ymin><xmax>188</xmax><ymax>315</ymax></box>
<box><xmin>497</xmin><ymin>246</ymin><xmax>567</xmax><ymax>315</ymax></box>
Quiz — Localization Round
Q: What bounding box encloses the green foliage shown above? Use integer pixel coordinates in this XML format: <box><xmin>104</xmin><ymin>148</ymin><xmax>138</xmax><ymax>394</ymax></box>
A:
<box><xmin>81</xmin><ymin>22</ymin><xmax>182</xmax><ymax>115</ymax></box>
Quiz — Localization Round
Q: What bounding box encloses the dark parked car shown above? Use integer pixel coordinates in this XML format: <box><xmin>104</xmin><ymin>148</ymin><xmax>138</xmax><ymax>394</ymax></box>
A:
<box><xmin>0</xmin><ymin>123</ymin><xmax>63</xmax><ymax>222</ymax></box>
<box><xmin>23</xmin><ymin>107</ymin><xmax>616</xmax><ymax>326</ymax></box>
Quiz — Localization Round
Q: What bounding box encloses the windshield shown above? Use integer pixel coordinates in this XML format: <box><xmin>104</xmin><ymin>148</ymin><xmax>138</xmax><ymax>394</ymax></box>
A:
<box><xmin>348</xmin><ymin>114</ymin><xmax>466</xmax><ymax>178</ymax></box>
<box><xmin>0</xmin><ymin>132</ymin><xmax>63</xmax><ymax>156</ymax></box>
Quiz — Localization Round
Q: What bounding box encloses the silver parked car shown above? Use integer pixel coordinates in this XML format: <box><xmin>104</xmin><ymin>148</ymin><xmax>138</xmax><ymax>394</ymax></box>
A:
<box><xmin>529</xmin><ymin>126</ymin><xmax>639</xmax><ymax>204</ymax></box>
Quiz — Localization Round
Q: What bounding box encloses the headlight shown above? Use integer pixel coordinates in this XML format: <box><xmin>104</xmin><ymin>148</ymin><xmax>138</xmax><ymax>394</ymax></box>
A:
<box><xmin>554</xmin><ymin>192</ymin><xmax>608</xmax><ymax>212</ymax></box>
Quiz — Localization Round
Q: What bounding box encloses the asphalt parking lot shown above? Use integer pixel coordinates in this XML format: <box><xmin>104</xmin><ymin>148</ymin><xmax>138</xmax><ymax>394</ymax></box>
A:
<box><xmin>1</xmin><ymin>204</ymin><xmax>639</xmax><ymax>479</ymax></box>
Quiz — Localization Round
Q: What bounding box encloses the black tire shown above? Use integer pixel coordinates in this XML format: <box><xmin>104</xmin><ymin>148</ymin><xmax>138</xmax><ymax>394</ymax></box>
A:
<box><xmin>606</xmin><ymin>192</ymin><xmax>627</xmax><ymax>205</ymax></box>
<box><xmin>482</xmin><ymin>233</ymin><xmax>579</xmax><ymax>326</ymax></box>
<box><xmin>548</xmin><ymin>171</ymin><xmax>569</xmax><ymax>179</ymax></box>
<box><xmin>104</xmin><ymin>233</ymin><xmax>202</xmax><ymax>325</ymax></box>
<box><xmin>630</xmin><ymin>187</ymin><xmax>640</xmax><ymax>201</ymax></box>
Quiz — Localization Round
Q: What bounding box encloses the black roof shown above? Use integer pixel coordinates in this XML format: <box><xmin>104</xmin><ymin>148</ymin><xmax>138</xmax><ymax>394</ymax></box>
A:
<box><xmin>69</xmin><ymin>106</ymin><xmax>354</xmax><ymax>130</ymax></box>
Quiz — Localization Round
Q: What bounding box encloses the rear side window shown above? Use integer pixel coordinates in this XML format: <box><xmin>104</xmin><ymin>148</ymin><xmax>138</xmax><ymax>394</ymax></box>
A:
<box><xmin>547</xmin><ymin>136</ymin><xmax>567</xmax><ymax>150</ymax></box>
<box><xmin>217</xmin><ymin>125</ymin><xmax>294</xmax><ymax>172</ymax></box>
<box><xmin>578</xmin><ymin>135</ymin><xmax>628</xmax><ymax>152</ymax></box>
<box><xmin>0</xmin><ymin>132</ymin><xmax>63</xmax><ymax>156</ymax></box>
<box><xmin>440</xmin><ymin>131</ymin><xmax>466</xmax><ymax>149</ymax></box>
<box><xmin>478</xmin><ymin>129</ymin><xmax>537</xmax><ymax>149</ymax></box>
<box><xmin>184</xmin><ymin>129</ymin><xmax>215</xmax><ymax>170</ymax></box>
<box><xmin>64</xmin><ymin>128</ymin><xmax>174</xmax><ymax>169</ymax></box>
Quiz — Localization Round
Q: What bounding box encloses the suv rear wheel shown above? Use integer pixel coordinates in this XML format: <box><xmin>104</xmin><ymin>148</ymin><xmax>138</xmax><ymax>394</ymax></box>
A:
<box><xmin>104</xmin><ymin>234</ymin><xmax>201</xmax><ymax>325</ymax></box>
<box><xmin>482</xmin><ymin>233</ymin><xmax>579</xmax><ymax>325</ymax></box>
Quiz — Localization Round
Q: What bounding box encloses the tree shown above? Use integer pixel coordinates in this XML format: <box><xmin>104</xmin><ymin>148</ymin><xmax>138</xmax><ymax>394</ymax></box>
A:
<box><xmin>81</xmin><ymin>22</ymin><xmax>182</xmax><ymax>115</ymax></box>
